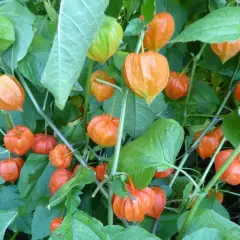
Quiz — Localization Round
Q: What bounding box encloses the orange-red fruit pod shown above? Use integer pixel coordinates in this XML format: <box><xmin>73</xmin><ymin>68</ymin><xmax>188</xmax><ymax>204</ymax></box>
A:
<box><xmin>0</xmin><ymin>158</ymin><xmax>24</xmax><ymax>182</ymax></box>
<box><xmin>0</xmin><ymin>74</ymin><xmax>25</xmax><ymax>111</ymax></box>
<box><xmin>215</xmin><ymin>149</ymin><xmax>240</xmax><ymax>186</ymax></box>
<box><xmin>32</xmin><ymin>134</ymin><xmax>57</xmax><ymax>155</ymax></box>
<box><xmin>96</xmin><ymin>163</ymin><xmax>107</xmax><ymax>181</ymax></box>
<box><xmin>211</xmin><ymin>40</ymin><xmax>240</xmax><ymax>64</ymax></box>
<box><xmin>87</xmin><ymin>114</ymin><xmax>119</xmax><ymax>147</ymax></box>
<box><xmin>49</xmin><ymin>144</ymin><xmax>72</xmax><ymax>169</ymax></box>
<box><xmin>4</xmin><ymin>126</ymin><xmax>34</xmax><ymax>156</ymax></box>
<box><xmin>49</xmin><ymin>169</ymin><xmax>72</xmax><ymax>195</ymax></box>
<box><xmin>165</xmin><ymin>72</ymin><xmax>190</xmax><ymax>100</ymax></box>
<box><xmin>90</xmin><ymin>70</ymin><xmax>115</xmax><ymax>102</ymax></box>
<box><xmin>50</xmin><ymin>217</ymin><xmax>63</xmax><ymax>232</ymax></box>
<box><xmin>123</xmin><ymin>51</ymin><xmax>170</xmax><ymax>104</ymax></box>
<box><xmin>112</xmin><ymin>178</ymin><xmax>155</xmax><ymax>222</ymax></box>
<box><xmin>143</xmin><ymin>12</ymin><xmax>175</xmax><ymax>51</ymax></box>
<box><xmin>146</xmin><ymin>187</ymin><xmax>166</xmax><ymax>219</ymax></box>
<box><xmin>207</xmin><ymin>189</ymin><xmax>223</xmax><ymax>204</ymax></box>
<box><xmin>154</xmin><ymin>168</ymin><xmax>174</xmax><ymax>178</ymax></box>
<box><xmin>195</xmin><ymin>127</ymin><xmax>223</xmax><ymax>160</ymax></box>
<box><xmin>235</xmin><ymin>82</ymin><xmax>240</xmax><ymax>101</ymax></box>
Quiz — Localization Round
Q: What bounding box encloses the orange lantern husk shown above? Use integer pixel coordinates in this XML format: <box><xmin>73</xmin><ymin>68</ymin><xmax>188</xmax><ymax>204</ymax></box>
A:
<box><xmin>90</xmin><ymin>70</ymin><xmax>115</xmax><ymax>102</ymax></box>
<box><xmin>87</xmin><ymin>114</ymin><xmax>119</xmax><ymax>147</ymax></box>
<box><xmin>215</xmin><ymin>149</ymin><xmax>240</xmax><ymax>186</ymax></box>
<box><xmin>235</xmin><ymin>82</ymin><xmax>240</xmax><ymax>101</ymax></box>
<box><xmin>0</xmin><ymin>74</ymin><xmax>25</xmax><ymax>111</ymax></box>
<box><xmin>112</xmin><ymin>178</ymin><xmax>155</xmax><ymax>222</ymax></box>
<box><xmin>165</xmin><ymin>72</ymin><xmax>190</xmax><ymax>100</ymax></box>
<box><xmin>49</xmin><ymin>144</ymin><xmax>73</xmax><ymax>169</ymax></box>
<box><xmin>211</xmin><ymin>40</ymin><xmax>240</xmax><ymax>64</ymax></box>
<box><xmin>50</xmin><ymin>217</ymin><xmax>63</xmax><ymax>232</ymax></box>
<box><xmin>123</xmin><ymin>51</ymin><xmax>170</xmax><ymax>104</ymax></box>
<box><xmin>49</xmin><ymin>169</ymin><xmax>72</xmax><ymax>195</ymax></box>
<box><xmin>146</xmin><ymin>186</ymin><xmax>166</xmax><ymax>219</ymax></box>
<box><xmin>143</xmin><ymin>12</ymin><xmax>175</xmax><ymax>51</ymax></box>
<box><xmin>154</xmin><ymin>168</ymin><xmax>174</xmax><ymax>178</ymax></box>
<box><xmin>4</xmin><ymin>125</ymin><xmax>34</xmax><ymax>156</ymax></box>
<box><xmin>207</xmin><ymin>189</ymin><xmax>223</xmax><ymax>204</ymax></box>
<box><xmin>96</xmin><ymin>163</ymin><xmax>107</xmax><ymax>181</ymax></box>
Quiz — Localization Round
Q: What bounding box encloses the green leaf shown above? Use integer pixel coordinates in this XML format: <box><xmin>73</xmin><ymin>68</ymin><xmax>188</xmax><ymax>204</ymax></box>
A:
<box><xmin>52</xmin><ymin>210</ymin><xmax>110</xmax><ymax>240</ymax></box>
<box><xmin>104</xmin><ymin>225</ymin><xmax>125</xmax><ymax>238</ymax></box>
<box><xmin>105</xmin><ymin>226</ymin><xmax>162</xmax><ymax>240</ymax></box>
<box><xmin>124</xmin><ymin>18</ymin><xmax>144</xmax><ymax>36</ymax></box>
<box><xmin>189</xmin><ymin>80</ymin><xmax>220</xmax><ymax>114</ymax></box>
<box><xmin>173</xmin><ymin>7</ymin><xmax>240</xmax><ymax>43</ymax></box>
<box><xmin>109</xmin><ymin>118</ymin><xmax>184</xmax><ymax>188</ymax></box>
<box><xmin>183</xmin><ymin>228</ymin><xmax>226</xmax><ymax>240</ymax></box>
<box><xmin>0</xmin><ymin>210</ymin><xmax>18</xmax><ymax>240</ymax></box>
<box><xmin>125</xmin><ymin>0</ymin><xmax>143</xmax><ymax>19</ymax></box>
<box><xmin>0</xmin><ymin>147</ymin><xmax>9</xmax><ymax>160</ymax></box>
<box><xmin>112</xmin><ymin>176</ymin><xmax>128</xmax><ymax>198</ymax></box>
<box><xmin>208</xmin><ymin>0</ymin><xmax>226</xmax><ymax>12</ymax></box>
<box><xmin>103</xmin><ymin>91</ymin><xmax>168</xmax><ymax>138</ymax></box>
<box><xmin>44</xmin><ymin>0</ymin><xmax>58</xmax><ymax>23</ymax></box>
<box><xmin>18</xmin><ymin>154</ymin><xmax>55</xmax><ymax>211</ymax></box>
<box><xmin>0</xmin><ymin>0</ymin><xmax>35</xmax><ymax>69</ymax></box>
<box><xmin>199</xmin><ymin>46</ymin><xmax>240</xmax><ymax>80</ymax></box>
<box><xmin>65</xmin><ymin>190</ymin><xmax>81</xmax><ymax>214</ymax></box>
<box><xmin>105</xmin><ymin>0</ymin><xmax>123</xmax><ymax>18</ymax></box>
<box><xmin>141</xmin><ymin>0</ymin><xmax>155</xmax><ymax>24</ymax></box>
<box><xmin>49</xmin><ymin>167</ymin><xmax>95</xmax><ymax>209</ymax></box>
<box><xmin>0</xmin><ymin>185</ymin><xmax>32</xmax><ymax>235</ymax></box>
<box><xmin>178</xmin><ymin>209</ymin><xmax>240</xmax><ymax>238</ymax></box>
<box><xmin>18</xmin><ymin>35</ymin><xmax>52</xmax><ymax>85</ymax></box>
<box><xmin>156</xmin><ymin>0</ymin><xmax>188</xmax><ymax>37</ymax></box>
<box><xmin>112</xmin><ymin>51</ymin><xmax>128</xmax><ymax>71</ymax></box>
<box><xmin>222</xmin><ymin>110</ymin><xmax>240</xmax><ymax>148</ymax></box>
<box><xmin>32</xmin><ymin>200</ymin><xmax>64</xmax><ymax>240</ymax></box>
<box><xmin>140</xmin><ymin>211</ymin><xmax>179</xmax><ymax>240</ymax></box>
<box><xmin>0</xmin><ymin>15</ymin><xmax>15</xmax><ymax>52</ymax></box>
<box><xmin>41</xmin><ymin>0</ymin><xmax>109</xmax><ymax>110</ymax></box>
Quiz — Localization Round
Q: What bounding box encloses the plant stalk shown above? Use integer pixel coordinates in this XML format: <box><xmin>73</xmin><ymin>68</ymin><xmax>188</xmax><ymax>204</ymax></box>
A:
<box><xmin>83</xmin><ymin>59</ymin><xmax>94</xmax><ymax>129</ymax></box>
<box><xmin>1</xmin><ymin>110</ymin><xmax>12</xmax><ymax>130</ymax></box>
<box><xmin>177</xmin><ymin>144</ymin><xmax>240</xmax><ymax>239</ymax></box>
<box><xmin>15</xmin><ymin>69</ymin><xmax>108</xmax><ymax>200</ymax></box>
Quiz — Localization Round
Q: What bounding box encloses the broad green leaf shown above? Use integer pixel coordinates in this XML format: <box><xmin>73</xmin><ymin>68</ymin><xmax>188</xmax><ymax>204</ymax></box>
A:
<box><xmin>0</xmin><ymin>147</ymin><xmax>9</xmax><ymax>160</ymax></box>
<box><xmin>105</xmin><ymin>0</ymin><xmax>123</xmax><ymax>18</ymax></box>
<box><xmin>112</xmin><ymin>51</ymin><xmax>128</xmax><ymax>71</ymax></box>
<box><xmin>199</xmin><ymin>46</ymin><xmax>240</xmax><ymax>80</ymax></box>
<box><xmin>141</xmin><ymin>0</ymin><xmax>155</xmax><ymax>24</ymax></box>
<box><xmin>41</xmin><ymin>0</ymin><xmax>109</xmax><ymax>110</ymax></box>
<box><xmin>103</xmin><ymin>225</ymin><xmax>125</xmax><ymax>238</ymax></box>
<box><xmin>124</xmin><ymin>18</ymin><xmax>144</xmax><ymax>36</ymax></box>
<box><xmin>52</xmin><ymin>210</ymin><xmax>110</xmax><ymax>240</ymax></box>
<box><xmin>18</xmin><ymin>154</ymin><xmax>55</xmax><ymax>211</ymax></box>
<box><xmin>183</xmin><ymin>228</ymin><xmax>226</xmax><ymax>240</ymax></box>
<box><xmin>173</xmin><ymin>7</ymin><xmax>240</xmax><ymax>43</ymax></box>
<box><xmin>178</xmin><ymin>209</ymin><xmax>240</xmax><ymax>238</ymax></box>
<box><xmin>0</xmin><ymin>185</ymin><xmax>32</xmax><ymax>235</ymax></box>
<box><xmin>103</xmin><ymin>91</ymin><xmax>168</xmax><ymax>138</ymax></box>
<box><xmin>0</xmin><ymin>15</ymin><xmax>15</xmax><ymax>52</ymax></box>
<box><xmin>44</xmin><ymin>0</ymin><xmax>58</xmax><ymax>23</ymax></box>
<box><xmin>0</xmin><ymin>0</ymin><xmax>35</xmax><ymax>70</ymax></box>
<box><xmin>19</xmin><ymin>35</ymin><xmax>52</xmax><ymax>85</ymax></box>
<box><xmin>0</xmin><ymin>210</ymin><xmax>18</xmax><ymax>240</ymax></box>
<box><xmin>189</xmin><ymin>80</ymin><xmax>220</xmax><ymax>114</ymax></box>
<box><xmin>112</xmin><ymin>176</ymin><xmax>128</xmax><ymax>198</ymax></box>
<box><xmin>222</xmin><ymin>110</ymin><xmax>240</xmax><ymax>148</ymax></box>
<box><xmin>32</xmin><ymin>200</ymin><xmax>64</xmax><ymax>240</ymax></box>
<box><xmin>109</xmin><ymin>118</ymin><xmax>184</xmax><ymax>188</ymax></box>
<box><xmin>125</xmin><ymin>0</ymin><xmax>143</xmax><ymax>19</ymax></box>
<box><xmin>105</xmin><ymin>226</ymin><xmax>162</xmax><ymax>240</ymax></box>
<box><xmin>49</xmin><ymin>167</ymin><xmax>95</xmax><ymax>209</ymax></box>
<box><xmin>65</xmin><ymin>190</ymin><xmax>81</xmax><ymax>214</ymax></box>
<box><xmin>140</xmin><ymin>211</ymin><xmax>179</xmax><ymax>240</ymax></box>
<box><xmin>156</xmin><ymin>0</ymin><xmax>188</xmax><ymax>37</ymax></box>
<box><xmin>34</xmin><ymin>16</ymin><xmax>57</xmax><ymax>40</ymax></box>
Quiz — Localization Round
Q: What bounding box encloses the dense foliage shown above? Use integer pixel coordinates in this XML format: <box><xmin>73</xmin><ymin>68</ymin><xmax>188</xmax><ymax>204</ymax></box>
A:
<box><xmin>0</xmin><ymin>0</ymin><xmax>240</xmax><ymax>239</ymax></box>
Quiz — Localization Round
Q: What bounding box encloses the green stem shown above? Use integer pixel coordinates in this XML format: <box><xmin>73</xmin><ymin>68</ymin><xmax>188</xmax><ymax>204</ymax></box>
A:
<box><xmin>182</xmin><ymin>43</ymin><xmax>207</xmax><ymax>127</ymax></box>
<box><xmin>177</xmin><ymin>144</ymin><xmax>240</xmax><ymax>239</ymax></box>
<box><xmin>96</xmin><ymin>79</ymin><xmax>123</xmax><ymax>92</ymax></box>
<box><xmin>187</xmin><ymin>114</ymin><xmax>222</xmax><ymax>118</ymax></box>
<box><xmin>15</xmin><ymin>69</ymin><xmax>108</xmax><ymax>200</ymax></box>
<box><xmin>10</xmin><ymin>232</ymin><xmax>19</xmax><ymax>240</ymax></box>
<box><xmin>219</xmin><ymin>189</ymin><xmax>240</xmax><ymax>197</ymax></box>
<box><xmin>135</xmin><ymin>30</ymin><xmax>145</xmax><ymax>53</ymax></box>
<box><xmin>0</xmin><ymin>128</ymin><xmax>6</xmax><ymax>136</ymax></box>
<box><xmin>43</xmin><ymin>90</ymin><xmax>49</xmax><ymax>111</ymax></box>
<box><xmin>83</xmin><ymin>59</ymin><xmax>94</xmax><ymax>129</ymax></box>
<box><xmin>108</xmin><ymin>88</ymin><xmax>129</xmax><ymax>225</ymax></box>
